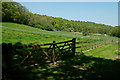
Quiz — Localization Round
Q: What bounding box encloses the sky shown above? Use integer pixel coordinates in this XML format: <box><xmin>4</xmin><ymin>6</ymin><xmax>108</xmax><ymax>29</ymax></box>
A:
<box><xmin>13</xmin><ymin>0</ymin><xmax>120</xmax><ymax>2</ymax></box>
<box><xmin>19</xmin><ymin>2</ymin><xmax>118</xmax><ymax>26</ymax></box>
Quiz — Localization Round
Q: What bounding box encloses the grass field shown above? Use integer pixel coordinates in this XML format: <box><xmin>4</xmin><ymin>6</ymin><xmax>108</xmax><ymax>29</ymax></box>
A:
<box><xmin>1</xmin><ymin>22</ymin><xmax>117</xmax><ymax>44</ymax></box>
<box><xmin>2</xmin><ymin>22</ymin><xmax>120</xmax><ymax>80</ymax></box>
<box><xmin>3</xmin><ymin>43</ymin><xmax>119</xmax><ymax>80</ymax></box>
<box><xmin>1</xmin><ymin>22</ymin><xmax>86</xmax><ymax>44</ymax></box>
<box><xmin>1</xmin><ymin>22</ymin><xmax>118</xmax><ymax>56</ymax></box>
<box><xmin>84</xmin><ymin>43</ymin><xmax>119</xmax><ymax>60</ymax></box>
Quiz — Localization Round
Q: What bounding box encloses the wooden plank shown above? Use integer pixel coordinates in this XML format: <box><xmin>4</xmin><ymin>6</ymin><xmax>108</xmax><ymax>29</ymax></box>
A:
<box><xmin>55</xmin><ymin>40</ymin><xmax>72</xmax><ymax>44</ymax></box>
<box><xmin>20</xmin><ymin>39</ymin><xmax>72</xmax><ymax>49</ymax></box>
<box><xmin>13</xmin><ymin>38</ymin><xmax>77</xmax><ymax>63</ymax></box>
<box><xmin>22</xmin><ymin>43</ymin><xmax>53</xmax><ymax>48</ymax></box>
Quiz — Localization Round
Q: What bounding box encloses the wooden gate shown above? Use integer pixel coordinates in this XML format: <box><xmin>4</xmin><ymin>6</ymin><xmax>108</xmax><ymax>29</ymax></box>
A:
<box><xmin>19</xmin><ymin>38</ymin><xmax>76</xmax><ymax>63</ymax></box>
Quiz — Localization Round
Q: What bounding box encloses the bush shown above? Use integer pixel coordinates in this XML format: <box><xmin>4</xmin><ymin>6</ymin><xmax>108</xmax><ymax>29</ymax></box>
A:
<box><xmin>82</xmin><ymin>32</ymin><xmax>89</xmax><ymax>36</ymax></box>
<box><xmin>115</xmin><ymin>50</ymin><xmax>120</xmax><ymax>55</ymax></box>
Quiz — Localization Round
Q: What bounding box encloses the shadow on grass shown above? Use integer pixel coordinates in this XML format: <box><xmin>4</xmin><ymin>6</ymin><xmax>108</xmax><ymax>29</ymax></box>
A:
<box><xmin>2</xmin><ymin>42</ymin><xmax>120</xmax><ymax>80</ymax></box>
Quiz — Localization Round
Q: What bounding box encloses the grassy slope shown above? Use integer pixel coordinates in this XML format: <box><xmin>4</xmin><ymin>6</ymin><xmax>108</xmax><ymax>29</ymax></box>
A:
<box><xmin>2</xmin><ymin>22</ymin><xmax>83</xmax><ymax>38</ymax></box>
<box><xmin>1</xmin><ymin>22</ymin><xmax>118</xmax><ymax>59</ymax></box>
<box><xmin>2</xmin><ymin>27</ymin><xmax>72</xmax><ymax>44</ymax></box>
<box><xmin>84</xmin><ymin>43</ymin><xmax>118</xmax><ymax>60</ymax></box>
<box><xmin>1</xmin><ymin>22</ymin><xmax>102</xmax><ymax>45</ymax></box>
<box><xmin>2</xmin><ymin>22</ymin><xmax>117</xmax><ymax>44</ymax></box>
<box><xmin>2</xmin><ymin>22</ymin><xmax>81</xmax><ymax>44</ymax></box>
<box><xmin>2</xmin><ymin>22</ymin><xmax>120</xmax><ymax>79</ymax></box>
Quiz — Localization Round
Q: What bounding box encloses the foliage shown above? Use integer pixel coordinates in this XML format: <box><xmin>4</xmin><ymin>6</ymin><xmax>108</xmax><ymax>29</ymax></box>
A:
<box><xmin>109</xmin><ymin>26</ymin><xmax>120</xmax><ymax>38</ymax></box>
<box><xmin>2</xmin><ymin>2</ymin><xmax>120</xmax><ymax>37</ymax></box>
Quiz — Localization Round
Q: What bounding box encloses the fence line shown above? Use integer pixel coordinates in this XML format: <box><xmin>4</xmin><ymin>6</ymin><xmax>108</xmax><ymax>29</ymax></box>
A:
<box><xmin>2</xmin><ymin>38</ymin><xmax>118</xmax><ymax>65</ymax></box>
<box><xmin>75</xmin><ymin>38</ymin><xmax>118</xmax><ymax>53</ymax></box>
<box><xmin>11</xmin><ymin>38</ymin><xmax>76</xmax><ymax>63</ymax></box>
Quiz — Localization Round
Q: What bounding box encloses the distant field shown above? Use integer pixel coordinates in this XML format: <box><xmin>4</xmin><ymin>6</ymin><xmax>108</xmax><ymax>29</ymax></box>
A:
<box><xmin>1</xmin><ymin>22</ymin><xmax>117</xmax><ymax>45</ymax></box>
<box><xmin>2</xmin><ymin>22</ymin><xmax>83</xmax><ymax>38</ymax></box>
<box><xmin>1</xmin><ymin>22</ymin><xmax>96</xmax><ymax>45</ymax></box>
<box><xmin>2</xmin><ymin>22</ymin><xmax>80</xmax><ymax>44</ymax></box>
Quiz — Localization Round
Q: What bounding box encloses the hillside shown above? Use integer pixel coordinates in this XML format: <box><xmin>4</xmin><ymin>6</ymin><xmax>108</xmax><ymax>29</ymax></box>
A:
<box><xmin>1</xmin><ymin>22</ymin><xmax>87</xmax><ymax>45</ymax></box>
<box><xmin>2</xmin><ymin>22</ymin><xmax>118</xmax><ymax>45</ymax></box>
<box><xmin>2</xmin><ymin>2</ymin><xmax>120</xmax><ymax>37</ymax></box>
<box><xmin>1</xmin><ymin>2</ymin><xmax>120</xmax><ymax>80</ymax></box>
<box><xmin>2</xmin><ymin>22</ymin><xmax>75</xmax><ymax>44</ymax></box>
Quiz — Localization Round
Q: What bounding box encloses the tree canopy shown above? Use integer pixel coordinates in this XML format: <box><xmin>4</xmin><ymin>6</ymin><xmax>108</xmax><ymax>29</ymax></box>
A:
<box><xmin>2</xmin><ymin>2</ymin><xmax>120</xmax><ymax>37</ymax></box>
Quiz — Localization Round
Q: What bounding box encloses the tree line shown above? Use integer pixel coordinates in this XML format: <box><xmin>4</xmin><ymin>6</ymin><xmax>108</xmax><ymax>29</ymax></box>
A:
<box><xmin>1</xmin><ymin>2</ymin><xmax>120</xmax><ymax>37</ymax></box>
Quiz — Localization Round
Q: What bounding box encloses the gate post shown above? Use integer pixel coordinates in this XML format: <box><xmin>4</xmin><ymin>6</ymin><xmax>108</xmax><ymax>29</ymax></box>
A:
<box><xmin>52</xmin><ymin>41</ymin><xmax>56</xmax><ymax>63</ymax></box>
<box><xmin>72</xmin><ymin>38</ymin><xmax>76</xmax><ymax>55</ymax></box>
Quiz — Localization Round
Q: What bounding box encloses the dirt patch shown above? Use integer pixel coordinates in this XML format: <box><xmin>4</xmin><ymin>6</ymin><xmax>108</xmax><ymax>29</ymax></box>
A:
<box><xmin>115</xmin><ymin>55</ymin><xmax>120</xmax><ymax>59</ymax></box>
<box><xmin>82</xmin><ymin>49</ymin><xmax>93</xmax><ymax>53</ymax></box>
<box><xmin>72</xmin><ymin>32</ymin><xmax>82</xmax><ymax>34</ymax></box>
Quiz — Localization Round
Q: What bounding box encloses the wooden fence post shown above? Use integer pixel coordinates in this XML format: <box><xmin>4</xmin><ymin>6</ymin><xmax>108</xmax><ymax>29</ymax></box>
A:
<box><xmin>72</xmin><ymin>38</ymin><xmax>76</xmax><ymax>55</ymax></box>
<box><xmin>52</xmin><ymin>41</ymin><xmax>56</xmax><ymax>63</ymax></box>
<box><xmin>2</xmin><ymin>43</ymin><xmax>13</xmax><ymax>78</ymax></box>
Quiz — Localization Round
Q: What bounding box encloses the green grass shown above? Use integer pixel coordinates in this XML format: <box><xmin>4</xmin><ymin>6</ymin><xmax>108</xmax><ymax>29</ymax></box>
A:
<box><xmin>84</xmin><ymin>43</ymin><xmax>118</xmax><ymax>60</ymax></box>
<box><xmin>1</xmin><ymin>22</ymin><xmax>101</xmax><ymax>45</ymax></box>
<box><xmin>2</xmin><ymin>22</ymin><xmax>120</xmax><ymax>80</ymax></box>
<box><xmin>2</xmin><ymin>22</ymin><xmax>84</xmax><ymax>38</ymax></box>
<box><xmin>1</xmin><ymin>22</ymin><xmax>119</xmax><ymax>57</ymax></box>
<box><xmin>2</xmin><ymin>27</ymin><xmax>72</xmax><ymax>44</ymax></box>
<box><xmin>2</xmin><ymin>22</ymin><xmax>80</xmax><ymax>44</ymax></box>
<box><xmin>2</xmin><ymin>22</ymin><xmax>117</xmax><ymax>45</ymax></box>
<box><xmin>4</xmin><ymin>44</ymin><xmax>120</xmax><ymax>80</ymax></box>
<box><xmin>2</xmin><ymin>22</ymin><xmax>118</xmax><ymax>55</ymax></box>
